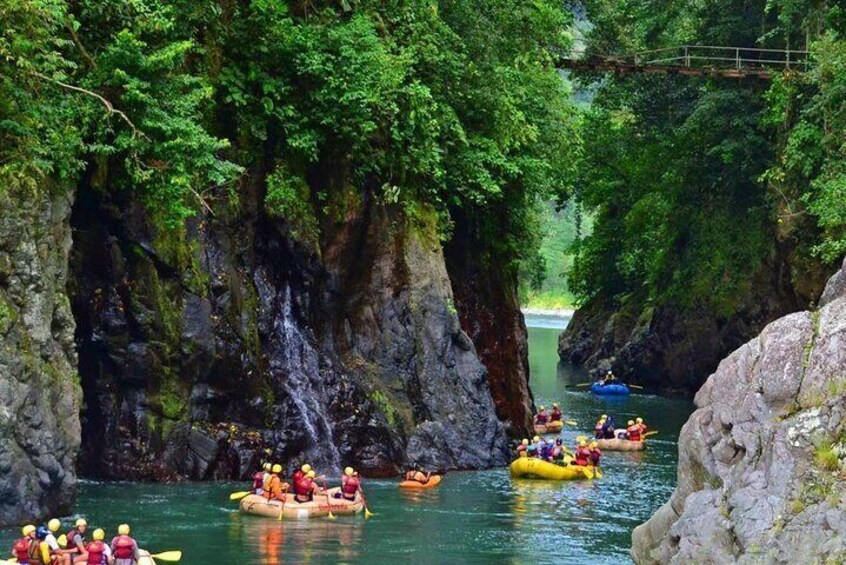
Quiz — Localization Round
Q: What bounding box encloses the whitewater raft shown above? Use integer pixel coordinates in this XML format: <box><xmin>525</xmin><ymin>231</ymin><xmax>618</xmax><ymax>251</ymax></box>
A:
<box><xmin>398</xmin><ymin>474</ymin><xmax>442</xmax><ymax>489</ymax></box>
<box><xmin>509</xmin><ymin>457</ymin><xmax>595</xmax><ymax>481</ymax></box>
<box><xmin>533</xmin><ymin>421</ymin><xmax>564</xmax><ymax>434</ymax></box>
<box><xmin>595</xmin><ymin>437</ymin><xmax>645</xmax><ymax>451</ymax></box>
<box><xmin>139</xmin><ymin>550</ymin><xmax>156</xmax><ymax>565</ymax></box>
<box><xmin>239</xmin><ymin>489</ymin><xmax>363</xmax><ymax>519</ymax></box>
<box><xmin>590</xmin><ymin>382</ymin><xmax>630</xmax><ymax>396</ymax></box>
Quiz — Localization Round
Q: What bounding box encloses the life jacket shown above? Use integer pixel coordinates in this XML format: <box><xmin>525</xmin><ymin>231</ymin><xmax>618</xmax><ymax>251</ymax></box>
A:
<box><xmin>27</xmin><ymin>539</ymin><xmax>45</xmax><ymax>565</ymax></box>
<box><xmin>342</xmin><ymin>476</ymin><xmax>360</xmax><ymax>497</ymax></box>
<box><xmin>252</xmin><ymin>471</ymin><xmax>265</xmax><ymax>491</ymax></box>
<box><xmin>262</xmin><ymin>472</ymin><xmax>273</xmax><ymax>491</ymax></box>
<box><xmin>292</xmin><ymin>470</ymin><xmax>304</xmax><ymax>483</ymax></box>
<box><xmin>64</xmin><ymin>528</ymin><xmax>84</xmax><ymax>552</ymax></box>
<box><xmin>13</xmin><ymin>536</ymin><xmax>31</xmax><ymax>562</ymax></box>
<box><xmin>627</xmin><ymin>425</ymin><xmax>641</xmax><ymax>441</ymax></box>
<box><xmin>551</xmin><ymin>447</ymin><xmax>564</xmax><ymax>460</ymax></box>
<box><xmin>263</xmin><ymin>474</ymin><xmax>284</xmax><ymax>500</ymax></box>
<box><xmin>535</xmin><ymin>412</ymin><xmax>548</xmax><ymax>424</ymax></box>
<box><xmin>550</xmin><ymin>409</ymin><xmax>562</xmax><ymax>421</ymax></box>
<box><xmin>638</xmin><ymin>423</ymin><xmax>648</xmax><ymax>435</ymax></box>
<box><xmin>516</xmin><ymin>444</ymin><xmax>526</xmax><ymax>452</ymax></box>
<box><xmin>86</xmin><ymin>540</ymin><xmax>106</xmax><ymax>565</ymax></box>
<box><xmin>590</xmin><ymin>447</ymin><xmax>602</xmax><ymax>464</ymax></box>
<box><xmin>574</xmin><ymin>447</ymin><xmax>591</xmax><ymax>466</ymax></box>
<box><xmin>113</xmin><ymin>534</ymin><xmax>135</xmax><ymax>559</ymax></box>
<box><xmin>294</xmin><ymin>477</ymin><xmax>313</xmax><ymax>499</ymax></box>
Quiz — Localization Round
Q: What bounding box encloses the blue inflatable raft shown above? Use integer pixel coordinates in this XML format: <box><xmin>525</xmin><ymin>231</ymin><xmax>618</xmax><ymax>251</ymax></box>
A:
<box><xmin>590</xmin><ymin>382</ymin><xmax>630</xmax><ymax>396</ymax></box>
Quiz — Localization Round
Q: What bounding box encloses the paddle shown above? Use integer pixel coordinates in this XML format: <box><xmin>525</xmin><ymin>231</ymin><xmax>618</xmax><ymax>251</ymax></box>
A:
<box><xmin>278</xmin><ymin>485</ymin><xmax>288</xmax><ymax>521</ymax></box>
<box><xmin>229</xmin><ymin>491</ymin><xmax>251</xmax><ymax>501</ymax></box>
<box><xmin>360</xmin><ymin>489</ymin><xmax>374</xmax><ymax>519</ymax></box>
<box><xmin>564</xmin><ymin>420</ymin><xmax>578</xmax><ymax>426</ymax></box>
<box><xmin>574</xmin><ymin>383</ymin><xmax>593</xmax><ymax>388</ymax></box>
<box><xmin>628</xmin><ymin>384</ymin><xmax>644</xmax><ymax>389</ymax></box>
<box><xmin>643</xmin><ymin>431</ymin><xmax>658</xmax><ymax>437</ymax></box>
<box><xmin>582</xmin><ymin>465</ymin><xmax>594</xmax><ymax>479</ymax></box>
<box><xmin>150</xmin><ymin>551</ymin><xmax>183</xmax><ymax>562</ymax></box>
<box><xmin>322</xmin><ymin>479</ymin><xmax>336</xmax><ymax>520</ymax></box>
<box><xmin>593</xmin><ymin>466</ymin><xmax>603</xmax><ymax>479</ymax></box>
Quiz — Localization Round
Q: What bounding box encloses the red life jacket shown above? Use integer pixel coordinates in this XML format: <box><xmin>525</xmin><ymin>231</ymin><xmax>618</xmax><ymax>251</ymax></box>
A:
<box><xmin>575</xmin><ymin>446</ymin><xmax>591</xmax><ymax>465</ymax></box>
<box><xmin>86</xmin><ymin>540</ymin><xmax>106</xmax><ymax>565</ymax></box>
<box><xmin>550</xmin><ymin>409</ymin><xmax>562</xmax><ymax>421</ymax></box>
<box><xmin>590</xmin><ymin>447</ymin><xmax>602</xmax><ymax>463</ymax></box>
<box><xmin>292</xmin><ymin>470</ymin><xmax>304</xmax><ymax>483</ymax></box>
<box><xmin>535</xmin><ymin>412</ymin><xmax>548</xmax><ymax>424</ymax></box>
<box><xmin>252</xmin><ymin>471</ymin><xmax>265</xmax><ymax>490</ymax></box>
<box><xmin>112</xmin><ymin>535</ymin><xmax>136</xmax><ymax>559</ymax></box>
<box><xmin>65</xmin><ymin>528</ymin><xmax>84</xmax><ymax>552</ymax></box>
<box><xmin>342</xmin><ymin>476</ymin><xmax>360</xmax><ymax>496</ymax></box>
<box><xmin>627</xmin><ymin>425</ymin><xmax>641</xmax><ymax>441</ymax></box>
<box><xmin>294</xmin><ymin>477</ymin><xmax>313</xmax><ymax>498</ymax></box>
<box><xmin>13</xmin><ymin>537</ymin><xmax>31</xmax><ymax>562</ymax></box>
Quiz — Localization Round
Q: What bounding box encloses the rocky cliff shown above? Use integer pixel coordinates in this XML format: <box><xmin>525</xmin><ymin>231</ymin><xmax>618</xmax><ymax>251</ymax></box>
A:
<box><xmin>631</xmin><ymin>259</ymin><xmax>846</xmax><ymax>564</ymax></box>
<box><xmin>559</xmin><ymin>251</ymin><xmax>828</xmax><ymax>394</ymax></box>
<box><xmin>67</xmin><ymin>169</ymin><xmax>513</xmax><ymax>483</ymax></box>
<box><xmin>0</xmin><ymin>184</ymin><xmax>80</xmax><ymax>525</ymax></box>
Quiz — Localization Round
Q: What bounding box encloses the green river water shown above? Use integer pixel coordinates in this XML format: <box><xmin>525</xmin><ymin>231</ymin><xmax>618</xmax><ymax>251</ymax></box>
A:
<box><xmin>2</xmin><ymin>314</ymin><xmax>694</xmax><ymax>564</ymax></box>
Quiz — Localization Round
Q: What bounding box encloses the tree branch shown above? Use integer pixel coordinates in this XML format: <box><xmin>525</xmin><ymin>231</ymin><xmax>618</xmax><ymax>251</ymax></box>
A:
<box><xmin>65</xmin><ymin>19</ymin><xmax>97</xmax><ymax>69</ymax></box>
<box><xmin>31</xmin><ymin>71</ymin><xmax>147</xmax><ymax>140</ymax></box>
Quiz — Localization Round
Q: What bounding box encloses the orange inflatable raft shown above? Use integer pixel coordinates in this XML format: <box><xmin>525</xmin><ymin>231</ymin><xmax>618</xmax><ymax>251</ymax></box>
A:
<box><xmin>239</xmin><ymin>488</ymin><xmax>363</xmax><ymax>519</ymax></box>
<box><xmin>398</xmin><ymin>474</ymin><xmax>442</xmax><ymax>489</ymax></box>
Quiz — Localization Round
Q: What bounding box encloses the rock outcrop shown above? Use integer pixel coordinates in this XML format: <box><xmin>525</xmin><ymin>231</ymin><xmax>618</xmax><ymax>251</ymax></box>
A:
<box><xmin>631</xmin><ymin>258</ymin><xmax>846</xmax><ymax>564</ymax></box>
<box><xmin>69</xmin><ymin>177</ymin><xmax>510</xmax><ymax>481</ymax></box>
<box><xmin>559</xmin><ymin>252</ymin><xmax>827</xmax><ymax>394</ymax></box>
<box><xmin>0</xmin><ymin>185</ymin><xmax>80</xmax><ymax>526</ymax></box>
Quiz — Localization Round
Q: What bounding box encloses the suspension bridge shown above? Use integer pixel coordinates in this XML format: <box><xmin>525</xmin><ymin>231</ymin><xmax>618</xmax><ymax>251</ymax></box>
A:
<box><xmin>558</xmin><ymin>45</ymin><xmax>811</xmax><ymax>80</ymax></box>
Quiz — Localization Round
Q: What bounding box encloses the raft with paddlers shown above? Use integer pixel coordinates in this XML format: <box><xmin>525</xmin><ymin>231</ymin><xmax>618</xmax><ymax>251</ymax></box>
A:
<box><xmin>398</xmin><ymin>474</ymin><xmax>442</xmax><ymax>489</ymax></box>
<box><xmin>239</xmin><ymin>489</ymin><xmax>363</xmax><ymax>519</ymax></box>
<box><xmin>509</xmin><ymin>457</ymin><xmax>598</xmax><ymax>481</ymax></box>
<box><xmin>533</xmin><ymin>420</ymin><xmax>564</xmax><ymax>434</ymax></box>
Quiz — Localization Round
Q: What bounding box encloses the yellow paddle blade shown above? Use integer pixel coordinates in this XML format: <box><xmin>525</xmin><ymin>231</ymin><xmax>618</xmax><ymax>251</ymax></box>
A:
<box><xmin>583</xmin><ymin>466</ymin><xmax>594</xmax><ymax>479</ymax></box>
<box><xmin>57</xmin><ymin>535</ymin><xmax>67</xmax><ymax>547</ymax></box>
<box><xmin>565</xmin><ymin>420</ymin><xmax>578</xmax><ymax>426</ymax></box>
<box><xmin>150</xmin><ymin>551</ymin><xmax>183</xmax><ymax>562</ymax></box>
<box><xmin>365</xmin><ymin>507</ymin><xmax>374</xmax><ymax>519</ymax></box>
<box><xmin>595</xmin><ymin>467</ymin><xmax>603</xmax><ymax>479</ymax></box>
<box><xmin>629</xmin><ymin>384</ymin><xmax>644</xmax><ymax>389</ymax></box>
<box><xmin>327</xmin><ymin>512</ymin><xmax>336</xmax><ymax>521</ymax></box>
<box><xmin>229</xmin><ymin>491</ymin><xmax>251</xmax><ymax>501</ymax></box>
<box><xmin>644</xmin><ymin>431</ymin><xmax>658</xmax><ymax>437</ymax></box>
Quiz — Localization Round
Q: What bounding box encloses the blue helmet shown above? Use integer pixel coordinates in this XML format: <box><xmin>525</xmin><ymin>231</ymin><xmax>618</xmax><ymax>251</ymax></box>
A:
<box><xmin>36</xmin><ymin>525</ymin><xmax>49</xmax><ymax>540</ymax></box>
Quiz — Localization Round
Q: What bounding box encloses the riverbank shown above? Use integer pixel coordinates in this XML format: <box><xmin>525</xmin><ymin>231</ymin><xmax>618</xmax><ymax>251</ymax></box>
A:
<box><xmin>521</xmin><ymin>307</ymin><xmax>575</xmax><ymax>318</ymax></box>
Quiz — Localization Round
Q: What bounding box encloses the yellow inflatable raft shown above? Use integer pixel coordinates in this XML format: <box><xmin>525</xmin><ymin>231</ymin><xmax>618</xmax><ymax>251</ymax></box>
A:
<box><xmin>239</xmin><ymin>489</ymin><xmax>363</xmax><ymax>519</ymax></box>
<box><xmin>533</xmin><ymin>421</ymin><xmax>564</xmax><ymax>434</ymax></box>
<box><xmin>509</xmin><ymin>457</ymin><xmax>595</xmax><ymax>480</ymax></box>
<box><xmin>595</xmin><ymin>437</ymin><xmax>645</xmax><ymax>451</ymax></box>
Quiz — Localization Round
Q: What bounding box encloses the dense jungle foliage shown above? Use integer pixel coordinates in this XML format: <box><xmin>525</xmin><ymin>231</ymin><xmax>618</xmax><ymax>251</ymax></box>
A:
<box><xmin>1</xmin><ymin>0</ymin><xmax>579</xmax><ymax>275</ymax></box>
<box><xmin>568</xmin><ymin>1</ymin><xmax>846</xmax><ymax>313</ymax></box>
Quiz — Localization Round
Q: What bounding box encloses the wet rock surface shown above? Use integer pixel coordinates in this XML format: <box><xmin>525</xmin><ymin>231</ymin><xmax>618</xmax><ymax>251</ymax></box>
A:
<box><xmin>631</xmin><ymin>260</ymin><xmax>846</xmax><ymax>564</ymax></box>
<box><xmin>0</xmin><ymin>186</ymin><xmax>80</xmax><ymax>525</ymax></box>
<box><xmin>69</xmin><ymin>180</ymin><xmax>509</xmax><ymax>481</ymax></box>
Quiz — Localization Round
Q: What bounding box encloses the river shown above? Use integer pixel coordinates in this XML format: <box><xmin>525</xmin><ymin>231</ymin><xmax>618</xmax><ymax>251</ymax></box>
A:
<box><xmin>1</xmin><ymin>314</ymin><xmax>693</xmax><ymax>564</ymax></box>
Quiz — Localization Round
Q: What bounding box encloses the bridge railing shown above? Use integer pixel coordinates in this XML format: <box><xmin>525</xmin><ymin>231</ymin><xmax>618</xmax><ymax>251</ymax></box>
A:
<box><xmin>626</xmin><ymin>45</ymin><xmax>811</xmax><ymax>71</ymax></box>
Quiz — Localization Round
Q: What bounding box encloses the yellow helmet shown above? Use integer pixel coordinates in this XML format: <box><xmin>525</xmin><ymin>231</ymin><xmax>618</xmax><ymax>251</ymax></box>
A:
<box><xmin>301</xmin><ymin>464</ymin><xmax>312</xmax><ymax>473</ymax></box>
<box><xmin>539</xmin><ymin>406</ymin><xmax>545</xmax><ymax>411</ymax></box>
<box><xmin>552</xmin><ymin>403</ymin><xmax>559</xmax><ymax>408</ymax></box>
<box><xmin>263</xmin><ymin>463</ymin><xmax>272</xmax><ymax>471</ymax></box>
<box><xmin>22</xmin><ymin>525</ymin><xmax>36</xmax><ymax>536</ymax></box>
<box><xmin>92</xmin><ymin>529</ymin><xmax>105</xmax><ymax>541</ymax></box>
<box><xmin>306</xmin><ymin>470</ymin><xmax>316</xmax><ymax>479</ymax></box>
<box><xmin>521</xmin><ymin>439</ymin><xmax>529</xmax><ymax>446</ymax></box>
<box><xmin>532</xmin><ymin>435</ymin><xmax>540</xmax><ymax>443</ymax></box>
<box><xmin>344</xmin><ymin>467</ymin><xmax>354</xmax><ymax>476</ymax></box>
<box><xmin>590</xmin><ymin>441</ymin><xmax>598</xmax><ymax>448</ymax></box>
<box><xmin>578</xmin><ymin>440</ymin><xmax>587</xmax><ymax>447</ymax></box>
<box><xmin>48</xmin><ymin>519</ymin><xmax>61</xmax><ymax>532</ymax></box>
<box><xmin>601</xmin><ymin>414</ymin><xmax>607</xmax><ymax>419</ymax></box>
<box><xmin>272</xmin><ymin>464</ymin><xmax>282</xmax><ymax>474</ymax></box>
<box><xmin>118</xmin><ymin>524</ymin><xmax>130</xmax><ymax>535</ymax></box>
<box><xmin>599</xmin><ymin>418</ymin><xmax>606</xmax><ymax>423</ymax></box>
<box><xmin>75</xmin><ymin>518</ymin><xmax>87</xmax><ymax>527</ymax></box>
<box><xmin>636</xmin><ymin>417</ymin><xmax>643</xmax><ymax>424</ymax></box>
<box><xmin>628</xmin><ymin>420</ymin><xmax>635</xmax><ymax>426</ymax></box>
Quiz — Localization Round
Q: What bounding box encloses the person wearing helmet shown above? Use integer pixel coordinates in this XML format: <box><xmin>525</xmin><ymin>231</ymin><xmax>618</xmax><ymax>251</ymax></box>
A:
<box><xmin>43</xmin><ymin>519</ymin><xmax>70</xmax><ymax>565</ymax></box>
<box><xmin>12</xmin><ymin>525</ymin><xmax>36</xmax><ymax>564</ymax></box>
<box><xmin>263</xmin><ymin>464</ymin><xmax>289</xmax><ymax>502</ymax></box>
<box><xmin>516</xmin><ymin>438</ymin><xmax>529</xmax><ymax>455</ymax></box>
<box><xmin>594</xmin><ymin>417</ymin><xmax>606</xmax><ymax>439</ymax></box>
<box><xmin>636</xmin><ymin>417</ymin><xmax>648</xmax><ymax>436</ymax></box>
<box><xmin>404</xmin><ymin>467</ymin><xmax>431</xmax><ymax>484</ymax></box>
<box><xmin>533</xmin><ymin>406</ymin><xmax>549</xmax><ymax>425</ymax></box>
<box><xmin>603</xmin><ymin>371</ymin><xmax>618</xmax><ymax>385</ymax></box>
<box><xmin>550</xmin><ymin>403</ymin><xmax>562</xmax><ymax>422</ymax></box>
<box><xmin>540</xmin><ymin>439</ymin><xmax>554</xmax><ymax>461</ymax></box>
<box><xmin>294</xmin><ymin>470</ymin><xmax>323</xmax><ymax>503</ymax></box>
<box><xmin>64</xmin><ymin>519</ymin><xmax>87</xmax><ymax>561</ymax></box>
<box><xmin>625</xmin><ymin>420</ymin><xmax>642</xmax><ymax>441</ymax></box>
<box><xmin>603</xmin><ymin>416</ymin><xmax>617</xmax><ymax>439</ymax></box>
<box><xmin>24</xmin><ymin>526</ymin><xmax>52</xmax><ymax>565</ymax></box>
<box><xmin>589</xmin><ymin>441</ymin><xmax>602</xmax><ymax>466</ymax></box>
<box><xmin>292</xmin><ymin>463</ymin><xmax>311</xmax><ymax>485</ymax></box>
<box><xmin>110</xmin><ymin>524</ymin><xmax>139</xmax><ymax>565</ymax></box>
<box><xmin>335</xmin><ymin>467</ymin><xmax>362</xmax><ymax>501</ymax></box>
<box><xmin>253</xmin><ymin>462</ymin><xmax>271</xmax><ymax>495</ymax></box>
<box><xmin>80</xmin><ymin>528</ymin><xmax>109</xmax><ymax>565</ymax></box>
<box><xmin>573</xmin><ymin>439</ymin><xmax>591</xmax><ymax>466</ymax></box>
